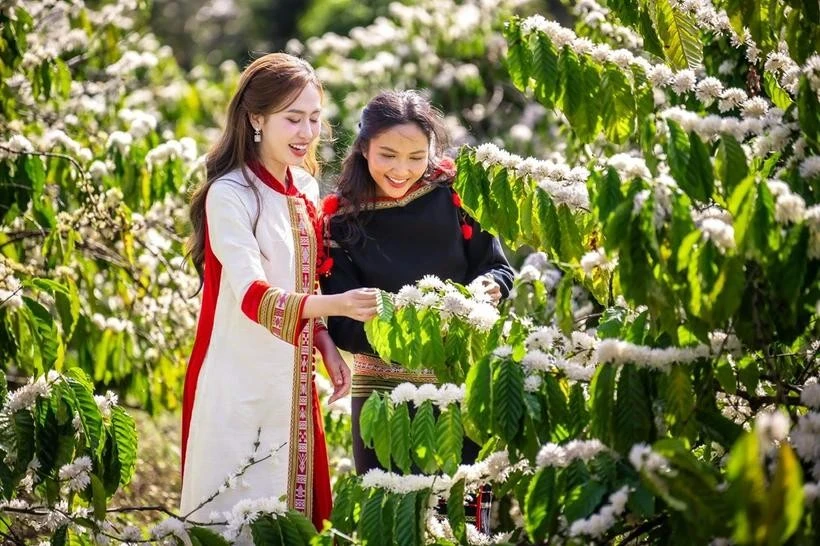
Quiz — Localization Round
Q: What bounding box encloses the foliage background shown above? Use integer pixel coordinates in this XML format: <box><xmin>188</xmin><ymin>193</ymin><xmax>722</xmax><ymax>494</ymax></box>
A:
<box><xmin>0</xmin><ymin>0</ymin><xmax>818</xmax><ymax>544</ymax></box>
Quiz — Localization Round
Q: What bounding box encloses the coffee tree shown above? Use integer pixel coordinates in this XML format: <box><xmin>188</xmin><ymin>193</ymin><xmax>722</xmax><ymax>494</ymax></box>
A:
<box><xmin>326</xmin><ymin>0</ymin><xmax>819</xmax><ymax>545</ymax></box>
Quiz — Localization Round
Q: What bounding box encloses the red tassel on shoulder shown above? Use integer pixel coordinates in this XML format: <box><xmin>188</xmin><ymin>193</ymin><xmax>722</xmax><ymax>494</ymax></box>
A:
<box><xmin>452</xmin><ymin>192</ymin><xmax>462</xmax><ymax>207</ymax></box>
<box><xmin>461</xmin><ymin>223</ymin><xmax>473</xmax><ymax>240</ymax></box>
<box><xmin>322</xmin><ymin>194</ymin><xmax>339</xmax><ymax>215</ymax></box>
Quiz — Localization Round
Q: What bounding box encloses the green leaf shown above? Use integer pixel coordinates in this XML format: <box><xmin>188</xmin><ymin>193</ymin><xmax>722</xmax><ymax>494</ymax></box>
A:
<box><xmin>727</xmin><ymin>432</ymin><xmax>767</xmax><ymax>544</ymax></box>
<box><xmin>559</xmin><ymin>48</ymin><xmax>600</xmax><ymax>142</ymax></box>
<box><xmin>564</xmin><ymin>481</ymin><xmax>607</xmax><ymax>523</ymax></box>
<box><xmin>614</xmin><ymin>365</ymin><xmax>653</xmax><ymax>454</ymax></box>
<box><xmin>435</xmin><ymin>405</ymin><xmax>464</xmax><ymax>475</ymax></box>
<box><xmin>464</xmin><ymin>356</ymin><xmax>492</xmax><ymax>443</ymax></box>
<box><xmin>529</xmin><ymin>32</ymin><xmax>560</xmax><ymax>108</ymax></box>
<box><xmin>187</xmin><ymin>527</ymin><xmax>231</xmax><ymax>546</ymax></box>
<box><xmin>766</xmin><ymin>444</ymin><xmax>804</xmax><ymax>543</ymax></box>
<box><xmin>554</xmin><ymin>271</ymin><xmax>574</xmax><ymax>335</ymax></box>
<box><xmin>687</xmin><ymin>131</ymin><xmax>715</xmax><ymax>201</ymax></box>
<box><xmin>394</xmin><ymin>491</ymin><xmax>420</xmax><ymax>546</ymax></box>
<box><xmin>590</xmin><ymin>364</ymin><xmax>617</xmax><ymax>446</ymax></box>
<box><xmin>389</xmin><ymin>402</ymin><xmax>412</xmax><ymax>474</ymax></box>
<box><xmin>596</xmin><ymin>168</ymin><xmax>624</xmax><ymax>221</ymax></box>
<box><xmin>716</xmin><ymin>135</ymin><xmax>748</xmax><ymax>196</ymax></box>
<box><xmin>491</xmin><ymin>359</ymin><xmax>525</xmax><ymax>444</ymax></box>
<box><xmin>524</xmin><ymin>467</ymin><xmax>557</xmax><ymax>543</ymax></box>
<box><xmin>360</xmin><ymin>489</ymin><xmax>386</xmax><ymax>546</ymax></box>
<box><xmin>601</xmin><ymin>65</ymin><xmax>637</xmax><ymax>144</ymax></box>
<box><xmin>763</xmin><ymin>72</ymin><xmax>793</xmax><ymax>110</ymax></box>
<box><xmin>490</xmin><ymin>166</ymin><xmax>519</xmax><ymax>242</ymax></box>
<box><xmin>279</xmin><ymin>517</ymin><xmax>309</xmax><ymax>546</ymax></box>
<box><xmin>411</xmin><ymin>400</ymin><xmax>437</xmax><ymax>474</ymax></box>
<box><xmin>111</xmin><ymin>406</ymin><xmax>137</xmax><ymax>486</ymax></box>
<box><xmin>65</xmin><ymin>369</ymin><xmax>104</xmax><ymax>455</ymax></box>
<box><xmin>359</xmin><ymin>392</ymin><xmax>382</xmax><ymax>449</ymax></box>
<box><xmin>373</xmin><ymin>397</ymin><xmax>392</xmax><ymax>469</ymax></box>
<box><xmin>251</xmin><ymin>515</ymin><xmax>284</xmax><ymax>546</ymax></box>
<box><xmin>90</xmin><ymin>473</ymin><xmax>106</xmax><ymax>520</ymax></box>
<box><xmin>652</xmin><ymin>0</ymin><xmax>703</xmax><ymax>69</ymax></box>
<box><xmin>376</xmin><ymin>290</ymin><xmax>394</xmax><ymax>322</ymax></box>
<box><xmin>798</xmin><ymin>76</ymin><xmax>820</xmax><ymax>146</ymax></box>
<box><xmin>22</xmin><ymin>296</ymin><xmax>61</xmax><ymax>371</ymax></box>
<box><xmin>504</xmin><ymin>19</ymin><xmax>530</xmax><ymax>91</ymax></box>
<box><xmin>447</xmin><ymin>479</ymin><xmax>467</xmax><ymax>545</ymax></box>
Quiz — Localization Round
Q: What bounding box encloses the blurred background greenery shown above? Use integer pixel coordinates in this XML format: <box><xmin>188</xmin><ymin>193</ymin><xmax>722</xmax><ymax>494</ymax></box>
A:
<box><xmin>150</xmin><ymin>0</ymin><xmax>570</xmax><ymax>69</ymax></box>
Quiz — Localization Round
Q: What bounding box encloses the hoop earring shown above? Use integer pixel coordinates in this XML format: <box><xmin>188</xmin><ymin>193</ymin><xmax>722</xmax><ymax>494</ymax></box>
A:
<box><xmin>253</xmin><ymin>128</ymin><xmax>262</xmax><ymax>143</ymax></box>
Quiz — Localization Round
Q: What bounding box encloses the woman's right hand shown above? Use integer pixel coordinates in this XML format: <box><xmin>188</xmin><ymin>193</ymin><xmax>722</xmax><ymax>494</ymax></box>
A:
<box><xmin>336</xmin><ymin>288</ymin><xmax>379</xmax><ymax>321</ymax></box>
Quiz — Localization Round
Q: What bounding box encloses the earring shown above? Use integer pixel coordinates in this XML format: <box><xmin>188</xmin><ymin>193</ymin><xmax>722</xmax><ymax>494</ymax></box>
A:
<box><xmin>253</xmin><ymin>127</ymin><xmax>261</xmax><ymax>143</ymax></box>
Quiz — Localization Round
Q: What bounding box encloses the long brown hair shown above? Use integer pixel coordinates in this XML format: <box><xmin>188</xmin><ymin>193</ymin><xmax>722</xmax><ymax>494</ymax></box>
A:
<box><xmin>188</xmin><ymin>53</ymin><xmax>324</xmax><ymax>284</ymax></box>
<box><xmin>335</xmin><ymin>90</ymin><xmax>449</xmax><ymax>244</ymax></box>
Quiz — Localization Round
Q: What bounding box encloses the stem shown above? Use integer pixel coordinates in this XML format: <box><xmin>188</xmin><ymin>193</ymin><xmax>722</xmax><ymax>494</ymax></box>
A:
<box><xmin>0</xmin><ymin>144</ymin><xmax>87</xmax><ymax>181</ymax></box>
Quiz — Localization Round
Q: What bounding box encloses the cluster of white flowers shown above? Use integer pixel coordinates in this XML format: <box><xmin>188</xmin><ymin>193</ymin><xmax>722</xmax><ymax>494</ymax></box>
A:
<box><xmin>767</xmin><ymin>179</ymin><xmax>807</xmax><ymax>225</ymax></box>
<box><xmin>801</xmin><ymin>379</ymin><xmax>820</xmax><ymax>409</ymax></box>
<box><xmin>572</xmin><ymin>0</ymin><xmax>643</xmax><ymax>50</ymax></box>
<box><xmin>361</xmin><ymin>468</ymin><xmax>452</xmax><ymax>495</ymax></box>
<box><xmin>520</xmin><ymin>325</ymin><xmax>598</xmax><ymax>381</ymax></box>
<box><xmin>3</xmin><ymin>371</ymin><xmax>59</xmax><ymax>413</ymax></box>
<box><xmin>394</xmin><ymin>275</ymin><xmax>500</xmax><ymax>332</ymax></box>
<box><xmin>580</xmin><ymin>247</ymin><xmax>618</xmax><ymax>276</ymax></box>
<box><xmin>698</xmin><ymin>217</ymin><xmax>736</xmax><ymax>254</ymax></box>
<box><xmin>596</xmin><ymin>338</ymin><xmax>705</xmax><ymax>371</ymax></box>
<box><xmin>517</xmin><ymin>12</ymin><xmax>771</xmax><ymax>110</ymax></box>
<box><xmin>57</xmin><ymin>456</ymin><xmax>92</xmax><ymax>492</ymax></box>
<box><xmin>568</xmin><ymin>485</ymin><xmax>630</xmax><ymax>538</ymax></box>
<box><xmin>473</xmin><ymin>143</ymin><xmax>590</xmax><ymax>210</ymax></box>
<box><xmin>629</xmin><ymin>443</ymin><xmax>672</xmax><ymax>474</ymax></box>
<box><xmin>0</xmin><ymin>256</ymin><xmax>24</xmax><ymax>310</ymax></box>
<box><xmin>93</xmin><ymin>390</ymin><xmax>119</xmax><ymax>419</ymax></box>
<box><xmin>668</xmin><ymin>0</ymin><xmax>762</xmax><ymax>64</ymax></box>
<box><xmin>389</xmin><ymin>382</ymin><xmax>465</xmax><ymax>409</ymax></box>
<box><xmin>452</xmin><ymin>450</ymin><xmax>530</xmax><ymax>487</ymax></box>
<box><xmin>535</xmin><ymin>439</ymin><xmax>608</xmax><ymax>468</ymax></box>
<box><xmin>607</xmin><ymin>153</ymin><xmax>651</xmax><ymax>180</ymax></box>
<box><xmin>660</xmin><ymin>106</ymin><xmax>797</xmax><ymax>155</ymax></box>
<box><xmin>791</xmin><ymin>411</ymin><xmax>820</xmax><ymax>481</ymax></box>
<box><xmin>150</xmin><ymin>517</ymin><xmax>191</xmax><ymax>545</ymax></box>
<box><xmin>755</xmin><ymin>410</ymin><xmax>791</xmax><ymax>449</ymax></box>
<box><xmin>219</xmin><ymin>497</ymin><xmax>288</xmax><ymax>542</ymax></box>
<box><xmin>145</xmin><ymin>138</ymin><xmax>198</xmax><ymax>171</ymax></box>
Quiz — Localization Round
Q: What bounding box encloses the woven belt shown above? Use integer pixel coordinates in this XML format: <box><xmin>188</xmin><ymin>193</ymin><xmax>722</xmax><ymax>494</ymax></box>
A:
<box><xmin>352</xmin><ymin>353</ymin><xmax>437</xmax><ymax>383</ymax></box>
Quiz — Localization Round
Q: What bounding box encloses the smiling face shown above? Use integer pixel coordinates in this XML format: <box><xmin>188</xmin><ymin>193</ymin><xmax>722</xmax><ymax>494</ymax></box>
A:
<box><xmin>364</xmin><ymin>123</ymin><xmax>430</xmax><ymax>199</ymax></box>
<box><xmin>250</xmin><ymin>83</ymin><xmax>322</xmax><ymax>181</ymax></box>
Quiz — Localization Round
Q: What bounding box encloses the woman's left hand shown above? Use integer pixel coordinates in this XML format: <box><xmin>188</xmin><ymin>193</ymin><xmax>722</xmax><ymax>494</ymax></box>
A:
<box><xmin>316</xmin><ymin>330</ymin><xmax>351</xmax><ymax>404</ymax></box>
<box><xmin>477</xmin><ymin>275</ymin><xmax>502</xmax><ymax>305</ymax></box>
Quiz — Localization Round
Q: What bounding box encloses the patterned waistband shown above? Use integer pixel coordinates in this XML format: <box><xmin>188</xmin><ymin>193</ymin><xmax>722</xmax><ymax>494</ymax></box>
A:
<box><xmin>352</xmin><ymin>353</ymin><xmax>437</xmax><ymax>383</ymax></box>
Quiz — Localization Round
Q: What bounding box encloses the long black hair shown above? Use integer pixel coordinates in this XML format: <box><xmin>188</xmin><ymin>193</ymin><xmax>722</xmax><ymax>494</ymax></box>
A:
<box><xmin>334</xmin><ymin>90</ymin><xmax>450</xmax><ymax>243</ymax></box>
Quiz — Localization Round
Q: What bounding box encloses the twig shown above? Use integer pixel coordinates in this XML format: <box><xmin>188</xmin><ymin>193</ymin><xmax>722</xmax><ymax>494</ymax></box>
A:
<box><xmin>0</xmin><ymin>144</ymin><xmax>87</xmax><ymax>181</ymax></box>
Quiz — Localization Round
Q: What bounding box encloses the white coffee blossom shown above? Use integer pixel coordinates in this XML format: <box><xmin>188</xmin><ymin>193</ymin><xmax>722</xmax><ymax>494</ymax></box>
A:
<box><xmin>755</xmin><ymin>410</ymin><xmax>791</xmax><ymax>446</ymax></box>
<box><xmin>568</xmin><ymin>486</ymin><xmax>630</xmax><ymax>538</ymax></box>
<box><xmin>629</xmin><ymin>443</ymin><xmax>671</xmax><ymax>474</ymax></box>
<box><xmin>774</xmin><ymin>193</ymin><xmax>806</xmax><ymax>225</ymax></box>
<box><xmin>524</xmin><ymin>374</ymin><xmax>542</xmax><ymax>393</ymax></box>
<box><xmin>741</xmin><ymin>97</ymin><xmax>770</xmax><ymax>119</ymax></box>
<box><xmin>799</xmin><ymin>156</ymin><xmax>820</xmax><ymax>179</ymax></box>
<box><xmin>58</xmin><ymin>456</ymin><xmax>93</xmax><ymax>492</ymax></box>
<box><xmin>801</xmin><ymin>380</ymin><xmax>820</xmax><ymax>409</ymax></box>
<box><xmin>695</xmin><ymin>77</ymin><xmax>724</xmax><ymax>104</ymax></box>
<box><xmin>700</xmin><ymin>218</ymin><xmax>736</xmax><ymax>254</ymax></box>
<box><xmin>671</xmin><ymin>70</ymin><xmax>696</xmax><ymax>94</ymax></box>
<box><xmin>151</xmin><ymin>517</ymin><xmax>191</xmax><ymax>546</ymax></box>
<box><xmin>718</xmin><ymin>88</ymin><xmax>748</xmax><ymax>112</ymax></box>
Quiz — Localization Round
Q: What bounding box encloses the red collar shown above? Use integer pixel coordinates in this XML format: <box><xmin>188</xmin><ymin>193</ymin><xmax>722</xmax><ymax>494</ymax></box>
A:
<box><xmin>248</xmin><ymin>161</ymin><xmax>296</xmax><ymax>195</ymax></box>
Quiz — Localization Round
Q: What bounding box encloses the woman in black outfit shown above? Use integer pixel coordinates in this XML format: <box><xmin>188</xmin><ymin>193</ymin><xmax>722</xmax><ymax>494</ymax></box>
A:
<box><xmin>320</xmin><ymin>90</ymin><xmax>514</xmax><ymax>480</ymax></box>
